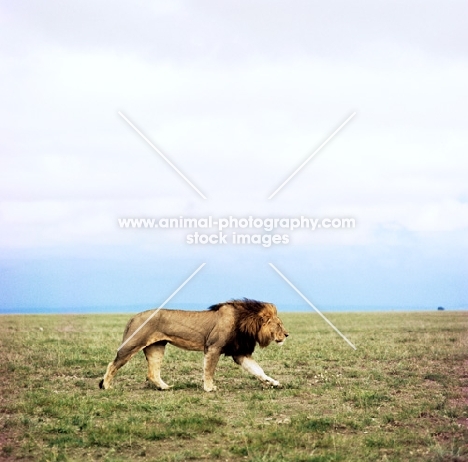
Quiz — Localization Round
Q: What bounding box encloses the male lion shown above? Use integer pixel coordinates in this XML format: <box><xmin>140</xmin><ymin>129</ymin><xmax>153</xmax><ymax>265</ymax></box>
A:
<box><xmin>99</xmin><ymin>299</ymin><xmax>288</xmax><ymax>392</ymax></box>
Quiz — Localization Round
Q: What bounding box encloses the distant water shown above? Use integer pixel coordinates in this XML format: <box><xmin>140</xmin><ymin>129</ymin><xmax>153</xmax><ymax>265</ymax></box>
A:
<box><xmin>1</xmin><ymin>304</ymin><xmax>466</xmax><ymax>315</ymax></box>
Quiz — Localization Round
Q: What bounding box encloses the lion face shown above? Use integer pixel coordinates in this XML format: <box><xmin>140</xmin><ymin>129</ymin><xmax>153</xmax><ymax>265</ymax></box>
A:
<box><xmin>258</xmin><ymin>315</ymin><xmax>289</xmax><ymax>347</ymax></box>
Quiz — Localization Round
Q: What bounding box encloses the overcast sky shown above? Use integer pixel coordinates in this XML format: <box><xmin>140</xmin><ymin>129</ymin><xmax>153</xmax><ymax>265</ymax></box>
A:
<box><xmin>1</xmin><ymin>1</ymin><xmax>467</xmax><ymax>312</ymax></box>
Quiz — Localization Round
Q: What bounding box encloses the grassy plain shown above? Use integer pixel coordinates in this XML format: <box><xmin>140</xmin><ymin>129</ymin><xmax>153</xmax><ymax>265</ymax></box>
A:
<box><xmin>0</xmin><ymin>311</ymin><xmax>467</xmax><ymax>461</ymax></box>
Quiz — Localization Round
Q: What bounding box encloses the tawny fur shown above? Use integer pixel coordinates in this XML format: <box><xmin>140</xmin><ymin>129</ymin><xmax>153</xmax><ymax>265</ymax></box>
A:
<box><xmin>99</xmin><ymin>299</ymin><xmax>288</xmax><ymax>392</ymax></box>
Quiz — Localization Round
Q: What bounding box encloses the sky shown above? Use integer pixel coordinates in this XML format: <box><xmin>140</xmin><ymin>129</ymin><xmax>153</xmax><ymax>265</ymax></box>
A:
<box><xmin>1</xmin><ymin>1</ymin><xmax>467</xmax><ymax>313</ymax></box>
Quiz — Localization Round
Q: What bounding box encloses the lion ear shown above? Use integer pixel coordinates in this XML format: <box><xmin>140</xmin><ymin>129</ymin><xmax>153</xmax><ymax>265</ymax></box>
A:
<box><xmin>262</xmin><ymin>317</ymin><xmax>271</xmax><ymax>325</ymax></box>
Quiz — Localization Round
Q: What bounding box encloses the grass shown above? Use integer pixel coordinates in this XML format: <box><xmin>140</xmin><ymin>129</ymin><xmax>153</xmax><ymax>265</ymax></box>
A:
<box><xmin>0</xmin><ymin>311</ymin><xmax>467</xmax><ymax>461</ymax></box>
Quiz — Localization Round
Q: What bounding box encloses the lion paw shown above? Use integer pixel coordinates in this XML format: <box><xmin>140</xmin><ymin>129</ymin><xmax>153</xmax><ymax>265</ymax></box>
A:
<box><xmin>158</xmin><ymin>384</ymin><xmax>172</xmax><ymax>390</ymax></box>
<box><xmin>263</xmin><ymin>379</ymin><xmax>281</xmax><ymax>388</ymax></box>
<box><xmin>204</xmin><ymin>385</ymin><xmax>217</xmax><ymax>392</ymax></box>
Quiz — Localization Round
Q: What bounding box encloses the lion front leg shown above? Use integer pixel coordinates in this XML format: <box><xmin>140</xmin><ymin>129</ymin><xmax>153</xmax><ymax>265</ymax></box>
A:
<box><xmin>233</xmin><ymin>355</ymin><xmax>280</xmax><ymax>387</ymax></box>
<box><xmin>203</xmin><ymin>348</ymin><xmax>221</xmax><ymax>392</ymax></box>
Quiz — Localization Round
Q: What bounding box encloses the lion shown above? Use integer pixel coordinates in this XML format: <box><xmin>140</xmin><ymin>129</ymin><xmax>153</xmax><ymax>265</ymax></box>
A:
<box><xmin>99</xmin><ymin>299</ymin><xmax>288</xmax><ymax>392</ymax></box>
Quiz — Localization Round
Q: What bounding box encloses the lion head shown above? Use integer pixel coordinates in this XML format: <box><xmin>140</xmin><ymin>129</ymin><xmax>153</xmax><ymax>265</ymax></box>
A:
<box><xmin>217</xmin><ymin>299</ymin><xmax>288</xmax><ymax>349</ymax></box>
<box><xmin>256</xmin><ymin>305</ymin><xmax>289</xmax><ymax>347</ymax></box>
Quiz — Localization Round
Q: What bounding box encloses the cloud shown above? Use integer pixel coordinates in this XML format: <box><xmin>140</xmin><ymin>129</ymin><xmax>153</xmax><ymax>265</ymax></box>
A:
<box><xmin>3</xmin><ymin>1</ymin><xmax>468</xmax><ymax>62</ymax></box>
<box><xmin>0</xmin><ymin>1</ymin><xmax>467</xmax><ymax>309</ymax></box>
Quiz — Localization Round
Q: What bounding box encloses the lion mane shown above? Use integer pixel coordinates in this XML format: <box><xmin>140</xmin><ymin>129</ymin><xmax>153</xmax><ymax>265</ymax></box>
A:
<box><xmin>99</xmin><ymin>298</ymin><xmax>288</xmax><ymax>392</ymax></box>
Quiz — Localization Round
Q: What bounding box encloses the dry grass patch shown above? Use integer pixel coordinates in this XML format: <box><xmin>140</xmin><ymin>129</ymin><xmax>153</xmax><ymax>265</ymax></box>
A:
<box><xmin>0</xmin><ymin>311</ymin><xmax>467</xmax><ymax>461</ymax></box>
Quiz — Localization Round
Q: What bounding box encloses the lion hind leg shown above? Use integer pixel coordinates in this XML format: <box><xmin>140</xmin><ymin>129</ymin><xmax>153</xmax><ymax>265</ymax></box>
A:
<box><xmin>144</xmin><ymin>343</ymin><xmax>171</xmax><ymax>390</ymax></box>
<box><xmin>234</xmin><ymin>355</ymin><xmax>280</xmax><ymax>387</ymax></box>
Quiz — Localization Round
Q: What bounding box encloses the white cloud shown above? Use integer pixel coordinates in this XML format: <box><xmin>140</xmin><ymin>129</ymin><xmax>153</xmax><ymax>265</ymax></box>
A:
<box><xmin>1</xmin><ymin>1</ymin><xmax>468</xmax><ymax>253</ymax></box>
